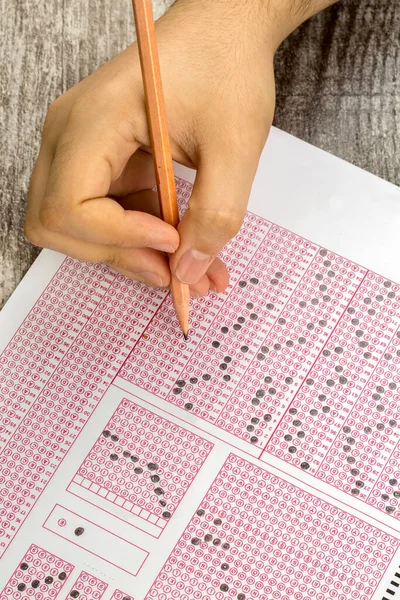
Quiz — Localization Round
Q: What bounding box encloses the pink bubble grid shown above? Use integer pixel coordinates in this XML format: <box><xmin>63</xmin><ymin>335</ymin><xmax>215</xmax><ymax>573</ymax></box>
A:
<box><xmin>0</xmin><ymin>544</ymin><xmax>73</xmax><ymax>600</ymax></box>
<box><xmin>146</xmin><ymin>454</ymin><xmax>398</xmax><ymax>600</ymax></box>
<box><xmin>265</xmin><ymin>270</ymin><xmax>400</xmax><ymax>519</ymax></box>
<box><xmin>64</xmin><ymin>571</ymin><xmax>108</xmax><ymax>600</ymax></box>
<box><xmin>0</xmin><ymin>257</ymin><xmax>165</xmax><ymax>557</ymax></box>
<box><xmin>70</xmin><ymin>399</ymin><xmax>213</xmax><ymax>528</ymax></box>
<box><xmin>110</xmin><ymin>590</ymin><xmax>134</xmax><ymax>600</ymax></box>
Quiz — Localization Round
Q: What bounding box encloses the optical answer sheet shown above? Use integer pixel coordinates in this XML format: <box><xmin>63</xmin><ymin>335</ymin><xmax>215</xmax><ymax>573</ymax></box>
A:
<box><xmin>1</xmin><ymin>127</ymin><xmax>400</xmax><ymax>600</ymax></box>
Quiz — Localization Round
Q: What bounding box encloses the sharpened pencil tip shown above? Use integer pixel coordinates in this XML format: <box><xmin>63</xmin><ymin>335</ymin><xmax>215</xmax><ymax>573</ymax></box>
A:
<box><xmin>183</xmin><ymin>333</ymin><xmax>188</xmax><ymax>341</ymax></box>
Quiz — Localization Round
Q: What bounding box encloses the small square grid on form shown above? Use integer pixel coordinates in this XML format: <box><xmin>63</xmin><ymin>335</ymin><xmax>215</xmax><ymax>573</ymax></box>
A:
<box><xmin>72</xmin><ymin>399</ymin><xmax>213</xmax><ymax>525</ymax></box>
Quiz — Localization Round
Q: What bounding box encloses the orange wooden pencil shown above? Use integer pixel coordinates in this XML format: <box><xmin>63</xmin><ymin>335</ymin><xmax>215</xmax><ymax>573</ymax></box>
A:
<box><xmin>131</xmin><ymin>0</ymin><xmax>190</xmax><ymax>339</ymax></box>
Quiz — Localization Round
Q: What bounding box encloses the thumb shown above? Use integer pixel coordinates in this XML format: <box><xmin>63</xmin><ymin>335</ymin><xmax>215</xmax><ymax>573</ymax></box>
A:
<box><xmin>171</xmin><ymin>153</ymin><xmax>258</xmax><ymax>285</ymax></box>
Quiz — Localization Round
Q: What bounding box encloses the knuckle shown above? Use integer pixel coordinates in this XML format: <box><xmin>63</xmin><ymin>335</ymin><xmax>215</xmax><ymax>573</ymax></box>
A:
<box><xmin>43</xmin><ymin>97</ymin><xmax>64</xmax><ymax>135</ymax></box>
<box><xmin>38</xmin><ymin>202</ymin><xmax>64</xmax><ymax>234</ymax></box>
<box><xmin>199</xmin><ymin>208</ymin><xmax>242</xmax><ymax>241</ymax></box>
<box><xmin>24</xmin><ymin>220</ymin><xmax>44</xmax><ymax>247</ymax></box>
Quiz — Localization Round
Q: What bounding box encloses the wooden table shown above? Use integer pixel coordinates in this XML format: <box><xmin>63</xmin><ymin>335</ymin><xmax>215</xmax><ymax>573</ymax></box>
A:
<box><xmin>0</xmin><ymin>0</ymin><xmax>399</xmax><ymax>308</ymax></box>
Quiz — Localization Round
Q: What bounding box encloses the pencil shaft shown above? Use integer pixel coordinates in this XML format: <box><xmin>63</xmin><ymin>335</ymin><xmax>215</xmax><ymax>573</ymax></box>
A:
<box><xmin>132</xmin><ymin>0</ymin><xmax>189</xmax><ymax>336</ymax></box>
<box><xmin>132</xmin><ymin>0</ymin><xmax>179</xmax><ymax>227</ymax></box>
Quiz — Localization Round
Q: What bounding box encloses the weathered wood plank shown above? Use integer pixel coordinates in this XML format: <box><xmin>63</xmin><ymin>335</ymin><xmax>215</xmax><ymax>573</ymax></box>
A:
<box><xmin>0</xmin><ymin>0</ymin><xmax>399</xmax><ymax>308</ymax></box>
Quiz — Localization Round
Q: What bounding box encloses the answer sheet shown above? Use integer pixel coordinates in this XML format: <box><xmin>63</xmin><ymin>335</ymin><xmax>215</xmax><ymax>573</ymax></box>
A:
<box><xmin>1</xmin><ymin>128</ymin><xmax>400</xmax><ymax>600</ymax></box>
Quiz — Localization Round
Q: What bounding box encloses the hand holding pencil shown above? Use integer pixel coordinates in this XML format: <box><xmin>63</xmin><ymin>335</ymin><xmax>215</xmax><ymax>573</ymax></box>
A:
<box><xmin>26</xmin><ymin>0</ymin><xmax>326</xmax><ymax>328</ymax></box>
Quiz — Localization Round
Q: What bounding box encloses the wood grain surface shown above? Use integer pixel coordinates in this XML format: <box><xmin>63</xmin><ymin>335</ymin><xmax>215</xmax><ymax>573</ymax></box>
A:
<box><xmin>0</xmin><ymin>0</ymin><xmax>399</xmax><ymax>308</ymax></box>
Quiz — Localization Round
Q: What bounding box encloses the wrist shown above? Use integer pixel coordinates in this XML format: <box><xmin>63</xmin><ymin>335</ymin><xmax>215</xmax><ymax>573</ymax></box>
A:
<box><xmin>267</xmin><ymin>0</ymin><xmax>340</xmax><ymax>45</ymax></box>
<box><xmin>170</xmin><ymin>0</ymin><xmax>339</xmax><ymax>52</ymax></box>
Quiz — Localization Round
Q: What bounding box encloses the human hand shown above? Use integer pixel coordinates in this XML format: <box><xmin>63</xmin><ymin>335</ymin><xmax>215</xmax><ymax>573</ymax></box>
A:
<box><xmin>25</xmin><ymin>0</ymin><xmax>336</xmax><ymax>296</ymax></box>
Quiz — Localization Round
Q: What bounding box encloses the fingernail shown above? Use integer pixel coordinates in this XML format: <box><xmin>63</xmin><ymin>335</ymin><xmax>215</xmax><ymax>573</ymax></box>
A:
<box><xmin>176</xmin><ymin>249</ymin><xmax>213</xmax><ymax>284</ymax></box>
<box><xmin>151</xmin><ymin>243</ymin><xmax>177</xmax><ymax>253</ymax></box>
<box><xmin>209</xmin><ymin>282</ymin><xmax>217</xmax><ymax>293</ymax></box>
<box><xmin>137</xmin><ymin>271</ymin><xmax>164</xmax><ymax>287</ymax></box>
<box><xmin>190</xmin><ymin>289</ymin><xmax>200</xmax><ymax>299</ymax></box>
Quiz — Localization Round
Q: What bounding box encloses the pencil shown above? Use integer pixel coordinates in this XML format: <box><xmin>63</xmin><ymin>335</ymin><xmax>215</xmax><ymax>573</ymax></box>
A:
<box><xmin>131</xmin><ymin>0</ymin><xmax>190</xmax><ymax>339</ymax></box>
